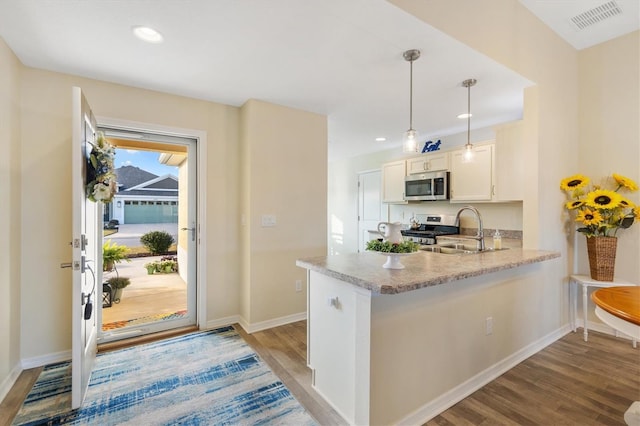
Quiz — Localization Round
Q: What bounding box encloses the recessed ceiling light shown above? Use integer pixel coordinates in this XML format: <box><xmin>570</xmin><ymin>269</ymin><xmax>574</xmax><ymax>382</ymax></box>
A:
<box><xmin>457</xmin><ymin>113</ymin><xmax>472</xmax><ymax>119</ymax></box>
<box><xmin>375</xmin><ymin>137</ymin><xmax>387</xmax><ymax>142</ymax></box>
<box><xmin>132</xmin><ymin>26</ymin><xmax>164</xmax><ymax>43</ymax></box>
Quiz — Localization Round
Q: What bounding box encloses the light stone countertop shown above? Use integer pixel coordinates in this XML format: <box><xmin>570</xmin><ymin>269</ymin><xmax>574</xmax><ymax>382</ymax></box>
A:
<box><xmin>296</xmin><ymin>248</ymin><xmax>560</xmax><ymax>295</ymax></box>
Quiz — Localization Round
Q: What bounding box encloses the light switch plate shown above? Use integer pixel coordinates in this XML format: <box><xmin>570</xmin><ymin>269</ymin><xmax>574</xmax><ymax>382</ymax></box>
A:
<box><xmin>261</xmin><ymin>214</ymin><xmax>277</xmax><ymax>227</ymax></box>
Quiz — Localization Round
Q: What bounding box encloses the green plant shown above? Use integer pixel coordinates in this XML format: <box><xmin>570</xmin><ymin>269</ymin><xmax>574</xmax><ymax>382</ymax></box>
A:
<box><xmin>105</xmin><ymin>276</ymin><xmax>131</xmax><ymax>289</ymax></box>
<box><xmin>144</xmin><ymin>259</ymin><xmax>178</xmax><ymax>274</ymax></box>
<box><xmin>102</xmin><ymin>240</ymin><xmax>131</xmax><ymax>271</ymax></box>
<box><xmin>365</xmin><ymin>240</ymin><xmax>419</xmax><ymax>253</ymax></box>
<box><xmin>140</xmin><ymin>231</ymin><xmax>175</xmax><ymax>255</ymax></box>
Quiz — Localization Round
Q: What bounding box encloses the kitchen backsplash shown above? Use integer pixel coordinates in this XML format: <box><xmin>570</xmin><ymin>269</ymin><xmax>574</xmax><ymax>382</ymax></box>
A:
<box><xmin>389</xmin><ymin>200</ymin><xmax>523</xmax><ymax>234</ymax></box>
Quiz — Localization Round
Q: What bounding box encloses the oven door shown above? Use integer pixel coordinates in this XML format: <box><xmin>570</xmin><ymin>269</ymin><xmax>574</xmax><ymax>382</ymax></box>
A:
<box><xmin>404</xmin><ymin>175</ymin><xmax>433</xmax><ymax>201</ymax></box>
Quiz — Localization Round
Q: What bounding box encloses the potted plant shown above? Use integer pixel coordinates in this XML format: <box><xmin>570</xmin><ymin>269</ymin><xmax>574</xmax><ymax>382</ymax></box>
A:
<box><xmin>105</xmin><ymin>276</ymin><xmax>131</xmax><ymax>303</ymax></box>
<box><xmin>103</xmin><ymin>240</ymin><xmax>131</xmax><ymax>272</ymax></box>
<box><xmin>560</xmin><ymin>173</ymin><xmax>639</xmax><ymax>280</ymax></box>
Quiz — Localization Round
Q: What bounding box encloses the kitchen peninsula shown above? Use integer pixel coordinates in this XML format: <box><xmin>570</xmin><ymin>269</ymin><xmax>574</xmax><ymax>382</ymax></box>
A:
<box><xmin>297</xmin><ymin>248</ymin><xmax>560</xmax><ymax>425</ymax></box>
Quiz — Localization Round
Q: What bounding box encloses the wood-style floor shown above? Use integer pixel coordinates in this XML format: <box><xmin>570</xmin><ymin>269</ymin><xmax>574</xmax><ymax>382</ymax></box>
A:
<box><xmin>2</xmin><ymin>323</ymin><xmax>638</xmax><ymax>426</ymax></box>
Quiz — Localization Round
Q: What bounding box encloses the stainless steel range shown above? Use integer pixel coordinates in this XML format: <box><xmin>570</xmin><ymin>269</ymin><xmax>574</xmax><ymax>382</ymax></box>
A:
<box><xmin>401</xmin><ymin>214</ymin><xmax>459</xmax><ymax>245</ymax></box>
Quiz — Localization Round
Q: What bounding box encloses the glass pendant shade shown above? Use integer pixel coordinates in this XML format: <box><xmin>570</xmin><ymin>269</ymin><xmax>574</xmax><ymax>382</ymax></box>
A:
<box><xmin>462</xmin><ymin>143</ymin><xmax>474</xmax><ymax>162</ymax></box>
<box><xmin>403</xmin><ymin>128</ymin><xmax>419</xmax><ymax>153</ymax></box>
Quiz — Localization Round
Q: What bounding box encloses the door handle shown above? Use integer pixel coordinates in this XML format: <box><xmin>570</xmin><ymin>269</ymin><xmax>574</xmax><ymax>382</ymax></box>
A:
<box><xmin>180</xmin><ymin>225</ymin><xmax>196</xmax><ymax>242</ymax></box>
<box><xmin>60</xmin><ymin>261</ymin><xmax>81</xmax><ymax>270</ymax></box>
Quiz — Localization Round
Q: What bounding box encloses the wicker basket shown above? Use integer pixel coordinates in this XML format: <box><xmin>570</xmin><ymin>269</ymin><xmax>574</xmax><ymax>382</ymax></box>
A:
<box><xmin>586</xmin><ymin>236</ymin><xmax>617</xmax><ymax>281</ymax></box>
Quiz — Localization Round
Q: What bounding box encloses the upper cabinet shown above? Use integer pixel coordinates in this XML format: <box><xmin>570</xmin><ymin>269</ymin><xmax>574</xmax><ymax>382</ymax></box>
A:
<box><xmin>381</xmin><ymin>159</ymin><xmax>407</xmax><ymax>204</ymax></box>
<box><xmin>449</xmin><ymin>120</ymin><xmax>524</xmax><ymax>203</ymax></box>
<box><xmin>493</xmin><ymin>121</ymin><xmax>524</xmax><ymax>201</ymax></box>
<box><xmin>450</xmin><ymin>144</ymin><xmax>494</xmax><ymax>201</ymax></box>
<box><xmin>407</xmin><ymin>152</ymin><xmax>450</xmax><ymax>174</ymax></box>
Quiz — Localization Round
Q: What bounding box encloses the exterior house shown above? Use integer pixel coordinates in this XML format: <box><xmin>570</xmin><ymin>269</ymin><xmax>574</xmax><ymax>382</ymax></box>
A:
<box><xmin>0</xmin><ymin>0</ymin><xmax>638</xmax><ymax>422</ymax></box>
<box><xmin>107</xmin><ymin>165</ymin><xmax>179</xmax><ymax>225</ymax></box>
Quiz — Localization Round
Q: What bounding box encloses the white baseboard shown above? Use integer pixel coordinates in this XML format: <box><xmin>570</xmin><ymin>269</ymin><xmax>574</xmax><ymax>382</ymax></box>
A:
<box><xmin>0</xmin><ymin>362</ymin><xmax>22</xmax><ymax>404</ymax></box>
<box><xmin>15</xmin><ymin>313</ymin><xmax>307</xmax><ymax>376</ymax></box>
<box><xmin>21</xmin><ymin>350</ymin><xmax>71</xmax><ymax>370</ymax></box>
<box><xmin>237</xmin><ymin>312</ymin><xmax>307</xmax><ymax>334</ymax></box>
<box><xmin>398</xmin><ymin>324</ymin><xmax>572</xmax><ymax>426</ymax></box>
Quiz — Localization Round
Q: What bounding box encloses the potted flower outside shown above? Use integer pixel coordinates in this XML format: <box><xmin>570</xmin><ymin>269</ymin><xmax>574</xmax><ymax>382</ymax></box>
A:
<box><xmin>103</xmin><ymin>240</ymin><xmax>131</xmax><ymax>272</ymax></box>
<box><xmin>105</xmin><ymin>276</ymin><xmax>131</xmax><ymax>304</ymax></box>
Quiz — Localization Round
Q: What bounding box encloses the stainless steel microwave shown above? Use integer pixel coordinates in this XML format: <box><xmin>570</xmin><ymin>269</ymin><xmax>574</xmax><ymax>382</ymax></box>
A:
<box><xmin>404</xmin><ymin>171</ymin><xmax>450</xmax><ymax>201</ymax></box>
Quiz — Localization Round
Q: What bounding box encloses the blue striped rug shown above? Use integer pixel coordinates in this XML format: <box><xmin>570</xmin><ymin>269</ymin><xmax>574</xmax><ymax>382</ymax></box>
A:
<box><xmin>13</xmin><ymin>326</ymin><xmax>316</xmax><ymax>425</ymax></box>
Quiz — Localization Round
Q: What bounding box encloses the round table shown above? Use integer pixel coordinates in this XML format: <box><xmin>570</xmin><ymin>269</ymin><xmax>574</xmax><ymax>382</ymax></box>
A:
<box><xmin>591</xmin><ymin>286</ymin><xmax>640</xmax><ymax>426</ymax></box>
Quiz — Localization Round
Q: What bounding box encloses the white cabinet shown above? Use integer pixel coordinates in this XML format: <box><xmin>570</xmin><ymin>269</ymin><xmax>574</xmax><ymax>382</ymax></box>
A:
<box><xmin>381</xmin><ymin>160</ymin><xmax>406</xmax><ymax>203</ymax></box>
<box><xmin>450</xmin><ymin>144</ymin><xmax>494</xmax><ymax>201</ymax></box>
<box><xmin>407</xmin><ymin>152</ymin><xmax>450</xmax><ymax>174</ymax></box>
<box><xmin>493</xmin><ymin>121</ymin><xmax>524</xmax><ymax>201</ymax></box>
<box><xmin>450</xmin><ymin>121</ymin><xmax>524</xmax><ymax>203</ymax></box>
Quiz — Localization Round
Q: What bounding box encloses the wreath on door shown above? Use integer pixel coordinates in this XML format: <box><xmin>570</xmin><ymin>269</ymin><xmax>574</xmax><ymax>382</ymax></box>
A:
<box><xmin>86</xmin><ymin>131</ymin><xmax>117</xmax><ymax>203</ymax></box>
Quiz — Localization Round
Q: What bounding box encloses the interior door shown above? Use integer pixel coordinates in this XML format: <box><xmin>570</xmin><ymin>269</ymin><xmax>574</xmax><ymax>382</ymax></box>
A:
<box><xmin>358</xmin><ymin>170</ymin><xmax>386</xmax><ymax>252</ymax></box>
<box><xmin>71</xmin><ymin>87</ymin><xmax>100</xmax><ymax>408</ymax></box>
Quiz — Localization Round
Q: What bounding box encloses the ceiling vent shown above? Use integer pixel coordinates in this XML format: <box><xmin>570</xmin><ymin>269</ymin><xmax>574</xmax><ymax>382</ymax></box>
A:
<box><xmin>570</xmin><ymin>1</ymin><xmax>623</xmax><ymax>30</ymax></box>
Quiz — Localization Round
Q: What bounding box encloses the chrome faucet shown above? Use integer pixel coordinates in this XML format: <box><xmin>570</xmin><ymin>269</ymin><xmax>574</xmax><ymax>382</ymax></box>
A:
<box><xmin>455</xmin><ymin>206</ymin><xmax>485</xmax><ymax>251</ymax></box>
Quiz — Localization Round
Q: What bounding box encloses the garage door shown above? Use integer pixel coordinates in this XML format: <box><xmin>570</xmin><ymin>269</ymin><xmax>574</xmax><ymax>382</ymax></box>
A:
<box><xmin>124</xmin><ymin>200</ymin><xmax>178</xmax><ymax>224</ymax></box>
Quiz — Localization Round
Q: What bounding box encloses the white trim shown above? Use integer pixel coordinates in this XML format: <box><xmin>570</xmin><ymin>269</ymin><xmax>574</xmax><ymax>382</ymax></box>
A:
<box><xmin>398</xmin><ymin>325</ymin><xmax>571</xmax><ymax>426</ymax></box>
<box><xmin>97</xmin><ymin>116</ymin><xmax>208</xmax><ymax>333</ymax></box>
<box><xmin>0</xmin><ymin>362</ymin><xmax>22</xmax><ymax>403</ymax></box>
<box><xmin>21</xmin><ymin>350</ymin><xmax>72</xmax><ymax>370</ymax></box>
<box><xmin>237</xmin><ymin>312</ymin><xmax>308</xmax><ymax>334</ymax></box>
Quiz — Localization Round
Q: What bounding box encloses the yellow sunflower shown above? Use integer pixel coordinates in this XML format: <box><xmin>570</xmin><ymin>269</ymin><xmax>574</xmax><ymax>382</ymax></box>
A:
<box><xmin>585</xmin><ymin>189</ymin><xmax>622</xmax><ymax>210</ymax></box>
<box><xmin>635</xmin><ymin>206</ymin><xmax>640</xmax><ymax>220</ymax></box>
<box><xmin>576</xmin><ymin>208</ymin><xmax>602</xmax><ymax>226</ymax></box>
<box><xmin>613</xmin><ymin>173</ymin><xmax>639</xmax><ymax>191</ymax></box>
<box><xmin>619</xmin><ymin>197</ymin><xmax>635</xmax><ymax>209</ymax></box>
<box><xmin>565</xmin><ymin>200</ymin><xmax>584</xmax><ymax>210</ymax></box>
<box><xmin>560</xmin><ymin>174</ymin><xmax>590</xmax><ymax>191</ymax></box>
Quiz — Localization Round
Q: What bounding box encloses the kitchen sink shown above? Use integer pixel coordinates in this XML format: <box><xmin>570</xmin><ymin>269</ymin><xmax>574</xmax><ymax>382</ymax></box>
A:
<box><xmin>420</xmin><ymin>243</ymin><xmax>509</xmax><ymax>255</ymax></box>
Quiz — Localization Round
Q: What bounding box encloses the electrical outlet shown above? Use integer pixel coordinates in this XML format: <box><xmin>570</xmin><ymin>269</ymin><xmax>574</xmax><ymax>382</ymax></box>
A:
<box><xmin>295</xmin><ymin>280</ymin><xmax>302</xmax><ymax>292</ymax></box>
<box><xmin>485</xmin><ymin>317</ymin><xmax>493</xmax><ymax>335</ymax></box>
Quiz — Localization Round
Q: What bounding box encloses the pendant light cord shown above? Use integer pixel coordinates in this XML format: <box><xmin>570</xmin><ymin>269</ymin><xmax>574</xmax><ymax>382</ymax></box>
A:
<box><xmin>467</xmin><ymin>82</ymin><xmax>471</xmax><ymax>146</ymax></box>
<box><xmin>409</xmin><ymin>58</ymin><xmax>414</xmax><ymax>130</ymax></box>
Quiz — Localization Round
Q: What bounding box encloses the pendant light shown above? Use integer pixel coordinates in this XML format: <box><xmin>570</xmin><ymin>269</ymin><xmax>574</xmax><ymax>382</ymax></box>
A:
<box><xmin>462</xmin><ymin>78</ymin><xmax>477</xmax><ymax>162</ymax></box>
<box><xmin>402</xmin><ymin>49</ymin><xmax>421</xmax><ymax>153</ymax></box>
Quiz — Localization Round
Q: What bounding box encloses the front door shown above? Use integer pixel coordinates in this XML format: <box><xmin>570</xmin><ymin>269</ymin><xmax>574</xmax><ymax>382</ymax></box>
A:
<box><xmin>97</xmin><ymin>128</ymin><xmax>198</xmax><ymax>342</ymax></box>
<box><xmin>71</xmin><ymin>87</ymin><xmax>100</xmax><ymax>408</ymax></box>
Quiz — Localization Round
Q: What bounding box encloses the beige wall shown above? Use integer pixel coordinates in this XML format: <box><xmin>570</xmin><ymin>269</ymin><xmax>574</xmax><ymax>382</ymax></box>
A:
<box><xmin>577</xmin><ymin>31</ymin><xmax>640</xmax><ymax>282</ymax></box>
<box><xmin>0</xmin><ymin>38</ymin><xmax>22</xmax><ymax>398</ymax></box>
<box><xmin>240</xmin><ymin>100</ymin><xmax>327</xmax><ymax>325</ymax></box>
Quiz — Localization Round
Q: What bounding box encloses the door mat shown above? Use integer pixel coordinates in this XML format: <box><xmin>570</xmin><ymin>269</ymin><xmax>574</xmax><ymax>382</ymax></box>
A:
<box><xmin>102</xmin><ymin>309</ymin><xmax>188</xmax><ymax>331</ymax></box>
<box><xmin>12</xmin><ymin>326</ymin><xmax>316</xmax><ymax>425</ymax></box>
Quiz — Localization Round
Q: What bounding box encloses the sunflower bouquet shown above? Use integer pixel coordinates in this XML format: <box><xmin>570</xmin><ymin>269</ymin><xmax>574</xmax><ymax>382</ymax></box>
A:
<box><xmin>560</xmin><ymin>173</ymin><xmax>639</xmax><ymax>237</ymax></box>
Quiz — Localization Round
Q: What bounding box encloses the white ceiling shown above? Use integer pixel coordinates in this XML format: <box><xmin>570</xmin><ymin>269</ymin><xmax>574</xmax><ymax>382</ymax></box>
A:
<box><xmin>0</xmin><ymin>1</ymin><xmax>635</xmax><ymax>161</ymax></box>
<box><xmin>519</xmin><ymin>0</ymin><xmax>639</xmax><ymax>50</ymax></box>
